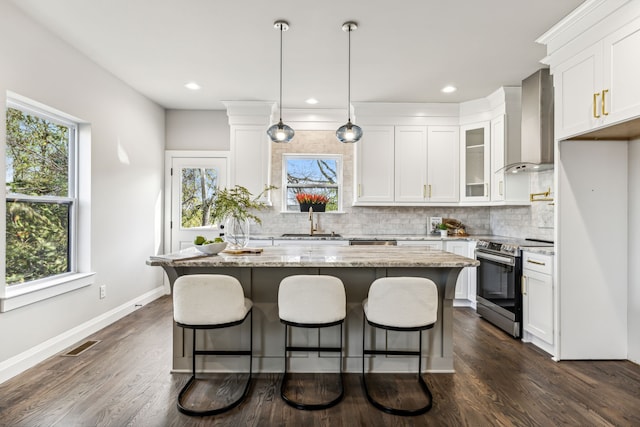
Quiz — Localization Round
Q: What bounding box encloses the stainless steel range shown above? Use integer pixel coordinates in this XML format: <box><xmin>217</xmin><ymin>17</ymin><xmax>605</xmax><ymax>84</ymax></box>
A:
<box><xmin>475</xmin><ymin>237</ymin><xmax>553</xmax><ymax>338</ymax></box>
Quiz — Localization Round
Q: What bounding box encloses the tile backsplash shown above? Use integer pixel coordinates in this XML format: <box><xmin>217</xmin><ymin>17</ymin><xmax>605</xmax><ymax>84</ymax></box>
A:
<box><xmin>253</xmin><ymin>130</ymin><xmax>553</xmax><ymax>240</ymax></box>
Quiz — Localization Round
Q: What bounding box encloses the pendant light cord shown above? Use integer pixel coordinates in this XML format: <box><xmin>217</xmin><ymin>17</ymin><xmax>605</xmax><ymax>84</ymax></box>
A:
<box><xmin>347</xmin><ymin>24</ymin><xmax>352</xmax><ymax>122</ymax></box>
<box><xmin>279</xmin><ymin>23</ymin><xmax>284</xmax><ymax>122</ymax></box>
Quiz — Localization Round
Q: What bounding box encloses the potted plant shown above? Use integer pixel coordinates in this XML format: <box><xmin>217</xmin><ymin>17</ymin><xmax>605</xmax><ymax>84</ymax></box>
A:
<box><xmin>295</xmin><ymin>192</ymin><xmax>329</xmax><ymax>212</ymax></box>
<box><xmin>437</xmin><ymin>223</ymin><xmax>448</xmax><ymax>237</ymax></box>
<box><xmin>210</xmin><ymin>185</ymin><xmax>276</xmax><ymax>249</ymax></box>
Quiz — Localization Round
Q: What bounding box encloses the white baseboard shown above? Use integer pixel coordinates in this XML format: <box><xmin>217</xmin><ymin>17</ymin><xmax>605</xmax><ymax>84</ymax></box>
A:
<box><xmin>0</xmin><ymin>286</ymin><xmax>166</xmax><ymax>384</ymax></box>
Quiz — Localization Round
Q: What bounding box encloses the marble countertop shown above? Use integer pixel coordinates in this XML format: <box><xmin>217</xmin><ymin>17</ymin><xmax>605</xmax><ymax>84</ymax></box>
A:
<box><xmin>148</xmin><ymin>245</ymin><xmax>480</xmax><ymax>268</ymax></box>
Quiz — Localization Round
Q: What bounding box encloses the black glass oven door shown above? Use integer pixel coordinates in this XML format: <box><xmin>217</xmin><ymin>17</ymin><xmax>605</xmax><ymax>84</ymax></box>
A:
<box><xmin>476</xmin><ymin>251</ymin><xmax>518</xmax><ymax>314</ymax></box>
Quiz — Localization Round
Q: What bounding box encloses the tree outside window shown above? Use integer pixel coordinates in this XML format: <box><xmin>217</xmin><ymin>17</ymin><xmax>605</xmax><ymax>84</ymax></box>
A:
<box><xmin>5</xmin><ymin>105</ymin><xmax>76</xmax><ymax>285</ymax></box>
<box><xmin>284</xmin><ymin>155</ymin><xmax>341</xmax><ymax>211</ymax></box>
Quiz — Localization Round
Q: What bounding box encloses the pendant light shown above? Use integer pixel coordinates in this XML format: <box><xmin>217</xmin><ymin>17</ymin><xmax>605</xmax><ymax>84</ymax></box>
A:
<box><xmin>267</xmin><ymin>20</ymin><xmax>295</xmax><ymax>143</ymax></box>
<box><xmin>336</xmin><ymin>21</ymin><xmax>363</xmax><ymax>143</ymax></box>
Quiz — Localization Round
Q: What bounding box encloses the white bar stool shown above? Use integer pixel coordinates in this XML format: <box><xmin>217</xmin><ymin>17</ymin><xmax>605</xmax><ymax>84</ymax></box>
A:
<box><xmin>278</xmin><ymin>274</ymin><xmax>346</xmax><ymax>410</ymax></box>
<box><xmin>172</xmin><ymin>274</ymin><xmax>253</xmax><ymax>416</ymax></box>
<box><xmin>362</xmin><ymin>276</ymin><xmax>438</xmax><ymax>416</ymax></box>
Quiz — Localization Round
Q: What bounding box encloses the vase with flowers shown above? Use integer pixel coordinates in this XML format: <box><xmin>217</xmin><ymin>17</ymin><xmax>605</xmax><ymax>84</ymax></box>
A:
<box><xmin>295</xmin><ymin>192</ymin><xmax>329</xmax><ymax>212</ymax></box>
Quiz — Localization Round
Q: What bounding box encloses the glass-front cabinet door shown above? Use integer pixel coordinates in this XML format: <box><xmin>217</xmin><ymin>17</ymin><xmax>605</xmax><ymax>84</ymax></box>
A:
<box><xmin>460</xmin><ymin>122</ymin><xmax>490</xmax><ymax>202</ymax></box>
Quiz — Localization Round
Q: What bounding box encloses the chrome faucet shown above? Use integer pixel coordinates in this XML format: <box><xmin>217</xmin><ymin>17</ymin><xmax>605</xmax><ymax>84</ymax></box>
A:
<box><xmin>309</xmin><ymin>206</ymin><xmax>318</xmax><ymax>235</ymax></box>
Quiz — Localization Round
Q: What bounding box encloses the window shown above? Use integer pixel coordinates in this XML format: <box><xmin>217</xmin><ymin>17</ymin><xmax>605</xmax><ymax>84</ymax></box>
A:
<box><xmin>180</xmin><ymin>167</ymin><xmax>219</xmax><ymax>228</ymax></box>
<box><xmin>5</xmin><ymin>101</ymin><xmax>78</xmax><ymax>287</ymax></box>
<box><xmin>283</xmin><ymin>154</ymin><xmax>341</xmax><ymax>212</ymax></box>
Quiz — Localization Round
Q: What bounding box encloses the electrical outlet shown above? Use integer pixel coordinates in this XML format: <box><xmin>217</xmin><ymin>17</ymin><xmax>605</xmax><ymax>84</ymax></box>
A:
<box><xmin>99</xmin><ymin>285</ymin><xmax>106</xmax><ymax>299</ymax></box>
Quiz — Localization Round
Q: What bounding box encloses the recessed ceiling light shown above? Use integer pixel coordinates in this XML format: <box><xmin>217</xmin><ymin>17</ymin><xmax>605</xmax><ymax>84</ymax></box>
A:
<box><xmin>441</xmin><ymin>85</ymin><xmax>457</xmax><ymax>93</ymax></box>
<box><xmin>305</xmin><ymin>98</ymin><xmax>319</xmax><ymax>105</ymax></box>
<box><xmin>184</xmin><ymin>82</ymin><xmax>201</xmax><ymax>90</ymax></box>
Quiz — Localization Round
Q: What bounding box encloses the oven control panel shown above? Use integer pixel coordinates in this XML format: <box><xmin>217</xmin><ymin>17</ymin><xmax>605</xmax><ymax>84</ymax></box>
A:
<box><xmin>476</xmin><ymin>240</ymin><xmax>518</xmax><ymax>256</ymax></box>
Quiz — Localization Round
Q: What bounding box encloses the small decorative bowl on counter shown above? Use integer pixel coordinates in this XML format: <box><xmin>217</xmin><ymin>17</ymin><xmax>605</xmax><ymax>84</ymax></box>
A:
<box><xmin>194</xmin><ymin>241</ymin><xmax>228</xmax><ymax>255</ymax></box>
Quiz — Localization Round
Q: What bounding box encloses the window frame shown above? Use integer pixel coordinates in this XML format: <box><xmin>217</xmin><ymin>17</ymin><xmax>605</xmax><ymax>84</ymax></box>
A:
<box><xmin>2</xmin><ymin>96</ymin><xmax>92</xmax><ymax>311</ymax></box>
<box><xmin>281</xmin><ymin>153</ymin><xmax>343</xmax><ymax>212</ymax></box>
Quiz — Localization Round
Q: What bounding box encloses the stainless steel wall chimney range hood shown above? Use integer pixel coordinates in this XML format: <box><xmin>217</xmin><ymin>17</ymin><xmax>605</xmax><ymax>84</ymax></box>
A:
<box><xmin>502</xmin><ymin>68</ymin><xmax>554</xmax><ymax>173</ymax></box>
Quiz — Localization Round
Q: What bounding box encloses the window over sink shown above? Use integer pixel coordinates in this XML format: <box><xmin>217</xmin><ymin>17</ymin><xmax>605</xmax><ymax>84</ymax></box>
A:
<box><xmin>282</xmin><ymin>154</ymin><xmax>342</xmax><ymax>212</ymax></box>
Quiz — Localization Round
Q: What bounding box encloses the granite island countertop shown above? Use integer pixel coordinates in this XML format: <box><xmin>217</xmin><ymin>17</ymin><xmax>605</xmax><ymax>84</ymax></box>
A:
<box><xmin>148</xmin><ymin>244</ymin><xmax>480</xmax><ymax>268</ymax></box>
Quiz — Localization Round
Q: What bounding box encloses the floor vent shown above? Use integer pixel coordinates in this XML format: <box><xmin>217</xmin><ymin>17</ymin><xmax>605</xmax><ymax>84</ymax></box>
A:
<box><xmin>62</xmin><ymin>340</ymin><xmax>101</xmax><ymax>357</ymax></box>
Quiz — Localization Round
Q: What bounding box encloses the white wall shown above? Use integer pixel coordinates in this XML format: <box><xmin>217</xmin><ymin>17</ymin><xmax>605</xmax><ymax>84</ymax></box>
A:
<box><xmin>629</xmin><ymin>138</ymin><xmax>640</xmax><ymax>364</ymax></box>
<box><xmin>165</xmin><ymin>110</ymin><xmax>229</xmax><ymax>151</ymax></box>
<box><xmin>0</xmin><ymin>1</ymin><xmax>165</xmax><ymax>375</ymax></box>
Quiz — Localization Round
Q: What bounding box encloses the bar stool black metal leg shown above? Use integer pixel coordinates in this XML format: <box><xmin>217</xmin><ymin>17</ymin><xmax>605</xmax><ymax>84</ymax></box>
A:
<box><xmin>280</xmin><ymin>323</ymin><xmax>345</xmax><ymax>410</ymax></box>
<box><xmin>177</xmin><ymin>311</ymin><xmax>253</xmax><ymax>416</ymax></box>
<box><xmin>361</xmin><ymin>317</ymin><xmax>433</xmax><ymax>416</ymax></box>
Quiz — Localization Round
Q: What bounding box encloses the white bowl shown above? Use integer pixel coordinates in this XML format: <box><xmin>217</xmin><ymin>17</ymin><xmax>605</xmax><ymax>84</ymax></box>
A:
<box><xmin>194</xmin><ymin>241</ymin><xmax>227</xmax><ymax>255</ymax></box>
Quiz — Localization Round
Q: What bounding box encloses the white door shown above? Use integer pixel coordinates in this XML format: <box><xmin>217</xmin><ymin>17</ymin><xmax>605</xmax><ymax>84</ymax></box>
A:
<box><xmin>169</xmin><ymin>156</ymin><xmax>229</xmax><ymax>252</ymax></box>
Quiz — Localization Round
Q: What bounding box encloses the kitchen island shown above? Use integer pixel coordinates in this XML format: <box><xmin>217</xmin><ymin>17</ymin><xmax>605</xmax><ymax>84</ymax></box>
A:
<box><xmin>148</xmin><ymin>245</ymin><xmax>479</xmax><ymax>373</ymax></box>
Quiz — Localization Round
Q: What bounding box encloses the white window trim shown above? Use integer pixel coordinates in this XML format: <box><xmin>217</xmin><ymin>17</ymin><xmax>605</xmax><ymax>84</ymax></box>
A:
<box><xmin>281</xmin><ymin>153</ymin><xmax>344</xmax><ymax>213</ymax></box>
<box><xmin>2</xmin><ymin>93</ymin><xmax>93</xmax><ymax>309</ymax></box>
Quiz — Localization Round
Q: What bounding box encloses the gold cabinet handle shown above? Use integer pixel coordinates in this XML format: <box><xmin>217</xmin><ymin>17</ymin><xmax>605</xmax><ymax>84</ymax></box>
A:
<box><xmin>521</xmin><ymin>275</ymin><xmax>527</xmax><ymax>295</ymax></box>
<box><xmin>527</xmin><ymin>259</ymin><xmax>546</xmax><ymax>266</ymax></box>
<box><xmin>429</xmin><ymin>184</ymin><xmax>432</xmax><ymax>198</ymax></box>
<box><xmin>423</xmin><ymin>184</ymin><xmax>427</xmax><ymax>199</ymax></box>
<box><xmin>602</xmin><ymin>89</ymin><xmax>609</xmax><ymax>116</ymax></box>
<box><xmin>593</xmin><ymin>92</ymin><xmax>601</xmax><ymax>118</ymax></box>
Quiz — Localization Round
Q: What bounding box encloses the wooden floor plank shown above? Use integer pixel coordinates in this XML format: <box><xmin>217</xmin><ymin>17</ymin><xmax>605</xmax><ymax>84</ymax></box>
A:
<box><xmin>0</xmin><ymin>295</ymin><xmax>638</xmax><ymax>426</ymax></box>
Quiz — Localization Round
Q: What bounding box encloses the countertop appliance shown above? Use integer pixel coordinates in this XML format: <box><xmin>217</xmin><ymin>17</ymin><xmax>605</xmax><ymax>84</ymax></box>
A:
<box><xmin>475</xmin><ymin>237</ymin><xmax>553</xmax><ymax>338</ymax></box>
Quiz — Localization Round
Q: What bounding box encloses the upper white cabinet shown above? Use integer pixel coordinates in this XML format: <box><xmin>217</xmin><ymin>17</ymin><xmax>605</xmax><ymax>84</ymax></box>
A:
<box><xmin>394</xmin><ymin>126</ymin><xmax>428</xmax><ymax>202</ymax></box>
<box><xmin>427</xmin><ymin>126</ymin><xmax>460</xmax><ymax>202</ymax></box>
<box><xmin>355</xmin><ymin>125</ymin><xmax>395</xmax><ymax>203</ymax></box>
<box><xmin>460</xmin><ymin>122</ymin><xmax>490</xmax><ymax>202</ymax></box>
<box><xmin>394</xmin><ymin>126</ymin><xmax>459</xmax><ymax>203</ymax></box>
<box><xmin>490</xmin><ymin>115</ymin><xmax>507</xmax><ymax>201</ymax></box>
<box><xmin>224</xmin><ymin>102</ymin><xmax>272</xmax><ymax>200</ymax></box>
<box><xmin>551</xmin><ymin>14</ymin><xmax>640</xmax><ymax>140</ymax></box>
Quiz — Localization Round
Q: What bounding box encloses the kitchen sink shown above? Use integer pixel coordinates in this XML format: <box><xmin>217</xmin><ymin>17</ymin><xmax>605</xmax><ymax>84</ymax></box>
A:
<box><xmin>281</xmin><ymin>233</ymin><xmax>342</xmax><ymax>238</ymax></box>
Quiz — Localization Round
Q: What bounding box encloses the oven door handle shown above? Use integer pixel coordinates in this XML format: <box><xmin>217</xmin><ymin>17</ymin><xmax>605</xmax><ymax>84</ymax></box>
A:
<box><xmin>475</xmin><ymin>250</ymin><xmax>516</xmax><ymax>266</ymax></box>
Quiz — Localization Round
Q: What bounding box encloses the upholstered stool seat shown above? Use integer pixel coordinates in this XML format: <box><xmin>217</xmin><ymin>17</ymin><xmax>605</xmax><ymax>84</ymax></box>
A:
<box><xmin>362</xmin><ymin>276</ymin><xmax>438</xmax><ymax>416</ymax></box>
<box><xmin>173</xmin><ymin>274</ymin><xmax>253</xmax><ymax>416</ymax></box>
<box><xmin>278</xmin><ymin>275</ymin><xmax>346</xmax><ymax>410</ymax></box>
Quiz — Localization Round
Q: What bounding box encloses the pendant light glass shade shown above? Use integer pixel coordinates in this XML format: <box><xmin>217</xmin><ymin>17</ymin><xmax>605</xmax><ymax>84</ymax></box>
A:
<box><xmin>268</xmin><ymin>20</ymin><xmax>294</xmax><ymax>143</ymax></box>
<box><xmin>336</xmin><ymin>21</ymin><xmax>362</xmax><ymax>144</ymax></box>
<box><xmin>267</xmin><ymin>120</ymin><xmax>295</xmax><ymax>142</ymax></box>
<box><xmin>336</xmin><ymin>120</ymin><xmax>363</xmax><ymax>143</ymax></box>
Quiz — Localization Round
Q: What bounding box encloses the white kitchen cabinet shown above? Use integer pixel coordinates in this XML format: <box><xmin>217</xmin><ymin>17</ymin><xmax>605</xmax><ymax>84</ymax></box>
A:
<box><xmin>354</xmin><ymin>125</ymin><xmax>395</xmax><ymax>203</ymax></box>
<box><xmin>224</xmin><ymin>102</ymin><xmax>272</xmax><ymax>202</ymax></box>
<box><xmin>356</xmin><ymin>124</ymin><xmax>459</xmax><ymax>205</ymax></box>
<box><xmin>490</xmin><ymin>113</ymin><xmax>529</xmax><ymax>203</ymax></box>
<box><xmin>396</xmin><ymin>240</ymin><xmax>442</xmax><ymax>250</ymax></box>
<box><xmin>490</xmin><ymin>115</ymin><xmax>507</xmax><ymax>201</ymax></box>
<box><xmin>521</xmin><ymin>251</ymin><xmax>554</xmax><ymax>355</ymax></box>
<box><xmin>460</xmin><ymin>122</ymin><xmax>490</xmax><ymax>202</ymax></box>
<box><xmin>427</xmin><ymin>126</ymin><xmax>460</xmax><ymax>202</ymax></box>
<box><xmin>553</xmin><ymin>15</ymin><xmax>640</xmax><ymax>140</ymax></box>
<box><xmin>394</xmin><ymin>126</ymin><xmax>459</xmax><ymax>203</ymax></box>
<box><xmin>443</xmin><ymin>240</ymin><xmax>476</xmax><ymax>304</ymax></box>
<box><xmin>394</xmin><ymin>126</ymin><xmax>428</xmax><ymax>202</ymax></box>
<box><xmin>230</xmin><ymin>125</ymin><xmax>270</xmax><ymax>199</ymax></box>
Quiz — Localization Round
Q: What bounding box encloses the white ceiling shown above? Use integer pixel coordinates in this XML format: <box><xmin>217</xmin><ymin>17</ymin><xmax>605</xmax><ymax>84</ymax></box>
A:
<box><xmin>10</xmin><ymin>0</ymin><xmax>584</xmax><ymax>110</ymax></box>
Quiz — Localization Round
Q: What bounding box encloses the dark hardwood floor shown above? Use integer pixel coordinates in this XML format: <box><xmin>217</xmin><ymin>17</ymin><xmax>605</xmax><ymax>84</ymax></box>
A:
<box><xmin>1</xmin><ymin>295</ymin><xmax>638</xmax><ymax>426</ymax></box>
